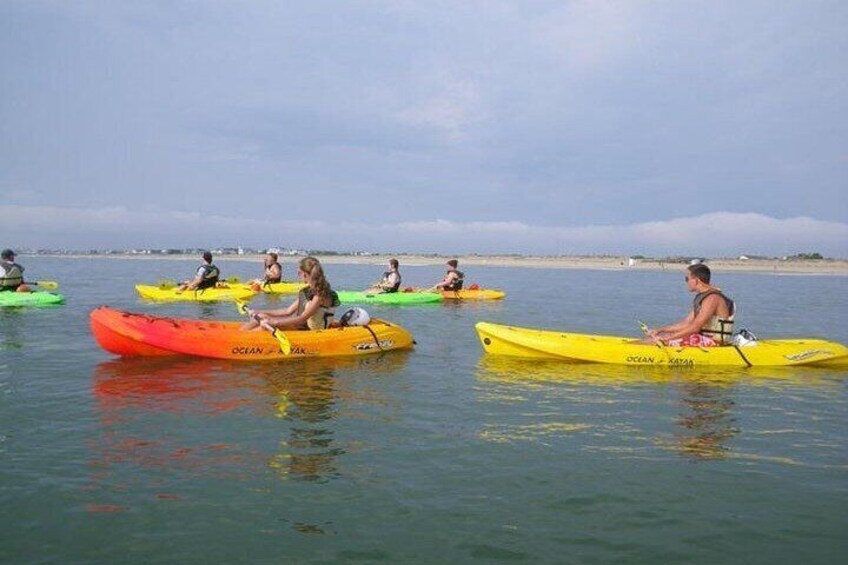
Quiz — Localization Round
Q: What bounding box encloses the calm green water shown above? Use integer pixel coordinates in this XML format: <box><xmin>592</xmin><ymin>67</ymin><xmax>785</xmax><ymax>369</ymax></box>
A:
<box><xmin>2</xmin><ymin>257</ymin><xmax>847</xmax><ymax>564</ymax></box>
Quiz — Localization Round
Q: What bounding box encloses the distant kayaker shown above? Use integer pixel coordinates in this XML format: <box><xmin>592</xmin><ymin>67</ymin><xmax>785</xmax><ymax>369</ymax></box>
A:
<box><xmin>432</xmin><ymin>259</ymin><xmax>464</xmax><ymax>292</ymax></box>
<box><xmin>178</xmin><ymin>251</ymin><xmax>220</xmax><ymax>291</ymax></box>
<box><xmin>242</xmin><ymin>256</ymin><xmax>340</xmax><ymax>331</ymax></box>
<box><xmin>643</xmin><ymin>263</ymin><xmax>735</xmax><ymax>346</ymax></box>
<box><xmin>364</xmin><ymin>258</ymin><xmax>401</xmax><ymax>294</ymax></box>
<box><xmin>0</xmin><ymin>249</ymin><xmax>24</xmax><ymax>291</ymax></box>
<box><xmin>250</xmin><ymin>252</ymin><xmax>282</xmax><ymax>286</ymax></box>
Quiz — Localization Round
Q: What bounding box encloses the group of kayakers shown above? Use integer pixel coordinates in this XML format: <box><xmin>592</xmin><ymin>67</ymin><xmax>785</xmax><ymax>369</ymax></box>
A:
<box><xmin>234</xmin><ymin>253</ymin><xmax>464</xmax><ymax>330</ymax></box>
<box><xmin>3</xmin><ymin>246</ymin><xmax>735</xmax><ymax>348</ymax></box>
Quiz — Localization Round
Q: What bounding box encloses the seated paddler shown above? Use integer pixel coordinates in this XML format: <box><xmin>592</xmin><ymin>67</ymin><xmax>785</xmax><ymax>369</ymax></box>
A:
<box><xmin>364</xmin><ymin>258</ymin><xmax>401</xmax><ymax>294</ymax></box>
<box><xmin>242</xmin><ymin>256</ymin><xmax>340</xmax><ymax>331</ymax></box>
<box><xmin>643</xmin><ymin>263</ymin><xmax>735</xmax><ymax>347</ymax></box>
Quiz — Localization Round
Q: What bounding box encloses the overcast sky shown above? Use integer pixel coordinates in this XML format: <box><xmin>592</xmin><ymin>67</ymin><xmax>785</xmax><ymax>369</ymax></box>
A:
<box><xmin>1</xmin><ymin>1</ymin><xmax>846</xmax><ymax>256</ymax></box>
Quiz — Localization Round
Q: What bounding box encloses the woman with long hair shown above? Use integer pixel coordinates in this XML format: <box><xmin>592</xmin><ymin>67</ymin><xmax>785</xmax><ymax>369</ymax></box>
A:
<box><xmin>241</xmin><ymin>256</ymin><xmax>339</xmax><ymax>331</ymax></box>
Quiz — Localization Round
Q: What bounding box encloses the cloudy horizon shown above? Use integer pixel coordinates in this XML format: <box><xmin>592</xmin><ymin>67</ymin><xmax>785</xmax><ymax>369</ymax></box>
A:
<box><xmin>2</xmin><ymin>2</ymin><xmax>845</xmax><ymax>257</ymax></box>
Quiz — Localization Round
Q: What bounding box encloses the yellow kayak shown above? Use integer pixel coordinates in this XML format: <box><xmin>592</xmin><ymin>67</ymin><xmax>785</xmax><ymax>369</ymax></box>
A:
<box><xmin>475</xmin><ymin>322</ymin><xmax>848</xmax><ymax>367</ymax></box>
<box><xmin>234</xmin><ymin>281</ymin><xmax>306</xmax><ymax>294</ymax></box>
<box><xmin>135</xmin><ymin>284</ymin><xmax>257</xmax><ymax>302</ymax></box>
<box><xmin>442</xmin><ymin>289</ymin><xmax>505</xmax><ymax>300</ymax></box>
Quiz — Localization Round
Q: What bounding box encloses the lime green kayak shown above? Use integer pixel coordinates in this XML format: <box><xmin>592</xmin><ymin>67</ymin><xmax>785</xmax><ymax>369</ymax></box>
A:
<box><xmin>0</xmin><ymin>290</ymin><xmax>65</xmax><ymax>307</ymax></box>
<box><xmin>336</xmin><ymin>291</ymin><xmax>443</xmax><ymax>305</ymax></box>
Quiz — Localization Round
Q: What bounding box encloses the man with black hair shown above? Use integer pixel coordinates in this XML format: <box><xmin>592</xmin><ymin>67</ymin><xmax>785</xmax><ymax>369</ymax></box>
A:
<box><xmin>179</xmin><ymin>251</ymin><xmax>220</xmax><ymax>291</ymax></box>
<box><xmin>644</xmin><ymin>263</ymin><xmax>736</xmax><ymax>347</ymax></box>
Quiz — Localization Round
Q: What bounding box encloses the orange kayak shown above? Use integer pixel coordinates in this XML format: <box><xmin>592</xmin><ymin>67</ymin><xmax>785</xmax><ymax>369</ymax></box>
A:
<box><xmin>441</xmin><ymin>289</ymin><xmax>505</xmax><ymax>300</ymax></box>
<box><xmin>90</xmin><ymin>306</ymin><xmax>415</xmax><ymax>361</ymax></box>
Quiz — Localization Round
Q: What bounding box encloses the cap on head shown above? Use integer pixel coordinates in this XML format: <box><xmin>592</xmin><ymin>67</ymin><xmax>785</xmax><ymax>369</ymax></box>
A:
<box><xmin>202</xmin><ymin>251</ymin><xmax>213</xmax><ymax>263</ymax></box>
<box><xmin>446</xmin><ymin>259</ymin><xmax>458</xmax><ymax>268</ymax></box>
<box><xmin>1</xmin><ymin>249</ymin><xmax>15</xmax><ymax>260</ymax></box>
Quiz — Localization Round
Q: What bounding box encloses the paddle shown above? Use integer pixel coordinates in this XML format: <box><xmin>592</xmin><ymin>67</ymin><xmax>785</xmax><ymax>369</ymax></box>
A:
<box><xmin>235</xmin><ymin>300</ymin><xmax>292</xmax><ymax>355</ymax></box>
<box><xmin>157</xmin><ymin>277</ymin><xmax>243</xmax><ymax>290</ymax></box>
<box><xmin>638</xmin><ymin>320</ymin><xmax>672</xmax><ymax>360</ymax></box>
<box><xmin>24</xmin><ymin>280</ymin><xmax>59</xmax><ymax>290</ymax></box>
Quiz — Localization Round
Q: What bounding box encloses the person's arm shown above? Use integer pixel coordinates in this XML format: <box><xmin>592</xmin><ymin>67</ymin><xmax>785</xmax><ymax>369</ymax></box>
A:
<box><xmin>657</xmin><ymin>296</ymin><xmax>721</xmax><ymax>342</ymax></box>
<box><xmin>242</xmin><ymin>299</ymin><xmax>299</xmax><ymax>330</ymax></box>
<box><xmin>264</xmin><ymin>294</ymin><xmax>322</xmax><ymax>329</ymax></box>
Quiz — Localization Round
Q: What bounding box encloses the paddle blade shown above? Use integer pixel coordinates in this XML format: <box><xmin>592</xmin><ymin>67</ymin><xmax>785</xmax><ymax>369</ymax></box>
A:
<box><xmin>224</xmin><ymin>276</ymin><xmax>242</xmax><ymax>284</ymax></box>
<box><xmin>157</xmin><ymin>279</ymin><xmax>177</xmax><ymax>290</ymax></box>
<box><xmin>262</xmin><ymin>322</ymin><xmax>292</xmax><ymax>355</ymax></box>
<box><xmin>235</xmin><ymin>299</ymin><xmax>250</xmax><ymax>316</ymax></box>
<box><xmin>34</xmin><ymin>280</ymin><xmax>59</xmax><ymax>289</ymax></box>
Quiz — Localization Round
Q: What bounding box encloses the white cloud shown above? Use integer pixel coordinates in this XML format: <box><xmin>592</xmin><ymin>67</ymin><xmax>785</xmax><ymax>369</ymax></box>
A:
<box><xmin>2</xmin><ymin>205</ymin><xmax>845</xmax><ymax>258</ymax></box>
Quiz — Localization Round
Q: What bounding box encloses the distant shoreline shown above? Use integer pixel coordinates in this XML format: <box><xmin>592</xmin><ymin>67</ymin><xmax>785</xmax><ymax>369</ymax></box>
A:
<box><xmin>23</xmin><ymin>253</ymin><xmax>848</xmax><ymax>276</ymax></box>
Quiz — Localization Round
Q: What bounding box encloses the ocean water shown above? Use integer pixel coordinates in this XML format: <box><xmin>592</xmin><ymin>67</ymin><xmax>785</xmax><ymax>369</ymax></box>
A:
<box><xmin>1</xmin><ymin>257</ymin><xmax>846</xmax><ymax>564</ymax></box>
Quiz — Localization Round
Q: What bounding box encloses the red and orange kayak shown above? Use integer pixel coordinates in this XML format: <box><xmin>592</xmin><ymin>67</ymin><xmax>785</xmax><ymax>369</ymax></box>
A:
<box><xmin>90</xmin><ymin>306</ymin><xmax>415</xmax><ymax>361</ymax></box>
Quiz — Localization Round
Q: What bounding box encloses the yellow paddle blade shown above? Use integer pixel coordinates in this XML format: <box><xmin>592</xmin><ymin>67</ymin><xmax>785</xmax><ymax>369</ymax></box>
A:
<box><xmin>224</xmin><ymin>276</ymin><xmax>242</xmax><ymax>284</ymax></box>
<box><xmin>34</xmin><ymin>280</ymin><xmax>59</xmax><ymax>290</ymax></box>
<box><xmin>264</xmin><ymin>323</ymin><xmax>292</xmax><ymax>355</ymax></box>
<box><xmin>235</xmin><ymin>299</ymin><xmax>250</xmax><ymax>316</ymax></box>
<box><xmin>157</xmin><ymin>279</ymin><xmax>177</xmax><ymax>289</ymax></box>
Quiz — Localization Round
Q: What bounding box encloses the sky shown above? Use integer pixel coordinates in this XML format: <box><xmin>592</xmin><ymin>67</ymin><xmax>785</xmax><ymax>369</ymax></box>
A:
<box><xmin>1</xmin><ymin>0</ymin><xmax>846</xmax><ymax>257</ymax></box>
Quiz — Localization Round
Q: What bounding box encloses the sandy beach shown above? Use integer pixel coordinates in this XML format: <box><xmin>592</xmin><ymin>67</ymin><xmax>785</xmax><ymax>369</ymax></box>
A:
<box><xmin>31</xmin><ymin>253</ymin><xmax>848</xmax><ymax>276</ymax></box>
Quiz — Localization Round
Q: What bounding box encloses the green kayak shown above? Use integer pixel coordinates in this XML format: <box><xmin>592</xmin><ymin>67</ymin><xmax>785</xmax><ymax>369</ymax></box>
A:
<box><xmin>336</xmin><ymin>291</ymin><xmax>443</xmax><ymax>305</ymax></box>
<box><xmin>0</xmin><ymin>290</ymin><xmax>65</xmax><ymax>307</ymax></box>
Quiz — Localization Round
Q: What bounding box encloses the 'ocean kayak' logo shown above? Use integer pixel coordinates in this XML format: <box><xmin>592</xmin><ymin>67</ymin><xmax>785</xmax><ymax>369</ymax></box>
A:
<box><xmin>354</xmin><ymin>340</ymin><xmax>394</xmax><ymax>351</ymax></box>
<box><xmin>784</xmin><ymin>349</ymin><xmax>833</xmax><ymax>362</ymax></box>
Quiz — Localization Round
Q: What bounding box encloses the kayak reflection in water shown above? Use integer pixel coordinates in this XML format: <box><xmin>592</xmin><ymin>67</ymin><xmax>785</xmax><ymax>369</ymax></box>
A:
<box><xmin>241</xmin><ymin>256</ymin><xmax>340</xmax><ymax>331</ymax></box>
<box><xmin>641</xmin><ymin>263</ymin><xmax>735</xmax><ymax>347</ymax></box>
<box><xmin>178</xmin><ymin>251</ymin><xmax>220</xmax><ymax>292</ymax></box>
<box><xmin>363</xmin><ymin>258</ymin><xmax>401</xmax><ymax>294</ymax></box>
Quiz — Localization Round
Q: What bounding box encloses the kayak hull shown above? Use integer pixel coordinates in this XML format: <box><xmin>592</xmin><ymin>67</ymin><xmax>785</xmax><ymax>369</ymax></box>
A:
<box><xmin>135</xmin><ymin>284</ymin><xmax>257</xmax><ymax>302</ymax></box>
<box><xmin>442</xmin><ymin>289</ymin><xmax>505</xmax><ymax>300</ymax></box>
<box><xmin>90</xmin><ymin>306</ymin><xmax>415</xmax><ymax>360</ymax></box>
<box><xmin>475</xmin><ymin>322</ymin><xmax>848</xmax><ymax>367</ymax></box>
<box><xmin>0</xmin><ymin>290</ymin><xmax>65</xmax><ymax>307</ymax></box>
<box><xmin>337</xmin><ymin>291</ymin><xmax>443</xmax><ymax>305</ymax></box>
<box><xmin>235</xmin><ymin>282</ymin><xmax>306</xmax><ymax>294</ymax></box>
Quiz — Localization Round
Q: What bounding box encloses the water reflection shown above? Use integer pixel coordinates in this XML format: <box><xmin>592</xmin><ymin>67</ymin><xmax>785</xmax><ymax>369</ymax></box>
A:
<box><xmin>475</xmin><ymin>356</ymin><xmax>842</xmax><ymax>461</ymax></box>
<box><xmin>89</xmin><ymin>353</ymin><xmax>409</xmax><ymax>495</ymax></box>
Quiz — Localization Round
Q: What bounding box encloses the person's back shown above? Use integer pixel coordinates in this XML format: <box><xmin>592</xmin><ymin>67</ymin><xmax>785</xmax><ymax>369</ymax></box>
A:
<box><xmin>180</xmin><ymin>251</ymin><xmax>220</xmax><ymax>291</ymax></box>
<box><xmin>0</xmin><ymin>249</ymin><xmax>24</xmax><ymax>291</ymax></box>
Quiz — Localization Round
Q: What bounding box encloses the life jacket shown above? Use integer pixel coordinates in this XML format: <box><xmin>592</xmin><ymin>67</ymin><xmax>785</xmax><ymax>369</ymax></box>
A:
<box><xmin>382</xmin><ymin>270</ymin><xmax>401</xmax><ymax>293</ymax></box>
<box><xmin>693</xmin><ymin>290</ymin><xmax>735</xmax><ymax>345</ymax></box>
<box><xmin>443</xmin><ymin>269</ymin><xmax>464</xmax><ymax>291</ymax></box>
<box><xmin>0</xmin><ymin>261</ymin><xmax>24</xmax><ymax>290</ymax></box>
<box><xmin>196</xmin><ymin>263</ymin><xmax>220</xmax><ymax>290</ymax></box>
<box><xmin>296</xmin><ymin>288</ymin><xmax>340</xmax><ymax>330</ymax></box>
<box><xmin>264</xmin><ymin>263</ymin><xmax>282</xmax><ymax>284</ymax></box>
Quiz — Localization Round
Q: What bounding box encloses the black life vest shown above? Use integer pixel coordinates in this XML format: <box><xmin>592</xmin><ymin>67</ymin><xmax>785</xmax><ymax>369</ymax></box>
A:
<box><xmin>197</xmin><ymin>264</ymin><xmax>220</xmax><ymax>290</ymax></box>
<box><xmin>264</xmin><ymin>263</ymin><xmax>282</xmax><ymax>284</ymax></box>
<box><xmin>382</xmin><ymin>270</ymin><xmax>401</xmax><ymax>293</ymax></box>
<box><xmin>443</xmin><ymin>269</ymin><xmax>464</xmax><ymax>291</ymax></box>
<box><xmin>693</xmin><ymin>290</ymin><xmax>736</xmax><ymax>343</ymax></box>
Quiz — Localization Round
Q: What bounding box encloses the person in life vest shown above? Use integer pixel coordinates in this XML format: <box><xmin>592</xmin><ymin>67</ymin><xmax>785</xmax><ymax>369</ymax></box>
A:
<box><xmin>643</xmin><ymin>263</ymin><xmax>736</xmax><ymax>347</ymax></box>
<box><xmin>431</xmin><ymin>259</ymin><xmax>464</xmax><ymax>292</ymax></box>
<box><xmin>242</xmin><ymin>256</ymin><xmax>340</xmax><ymax>331</ymax></box>
<box><xmin>178</xmin><ymin>251</ymin><xmax>220</xmax><ymax>291</ymax></box>
<box><xmin>364</xmin><ymin>258</ymin><xmax>401</xmax><ymax>294</ymax></box>
<box><xmin>0</xmin><ymin>249</ymin><xmax>25</xmax><ymax>291</ymax></box>
<box><xmin>249</xmin><ymin>252</ymin><xmax>282</xmax><ymax>286</ymax></box>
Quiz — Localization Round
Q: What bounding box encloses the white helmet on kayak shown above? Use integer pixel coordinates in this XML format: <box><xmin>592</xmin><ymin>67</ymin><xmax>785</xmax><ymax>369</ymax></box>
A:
<box><xmin>340</xmin><ymin>307</ymin><xmax>370</xmax><ymax>327</ymax></box>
